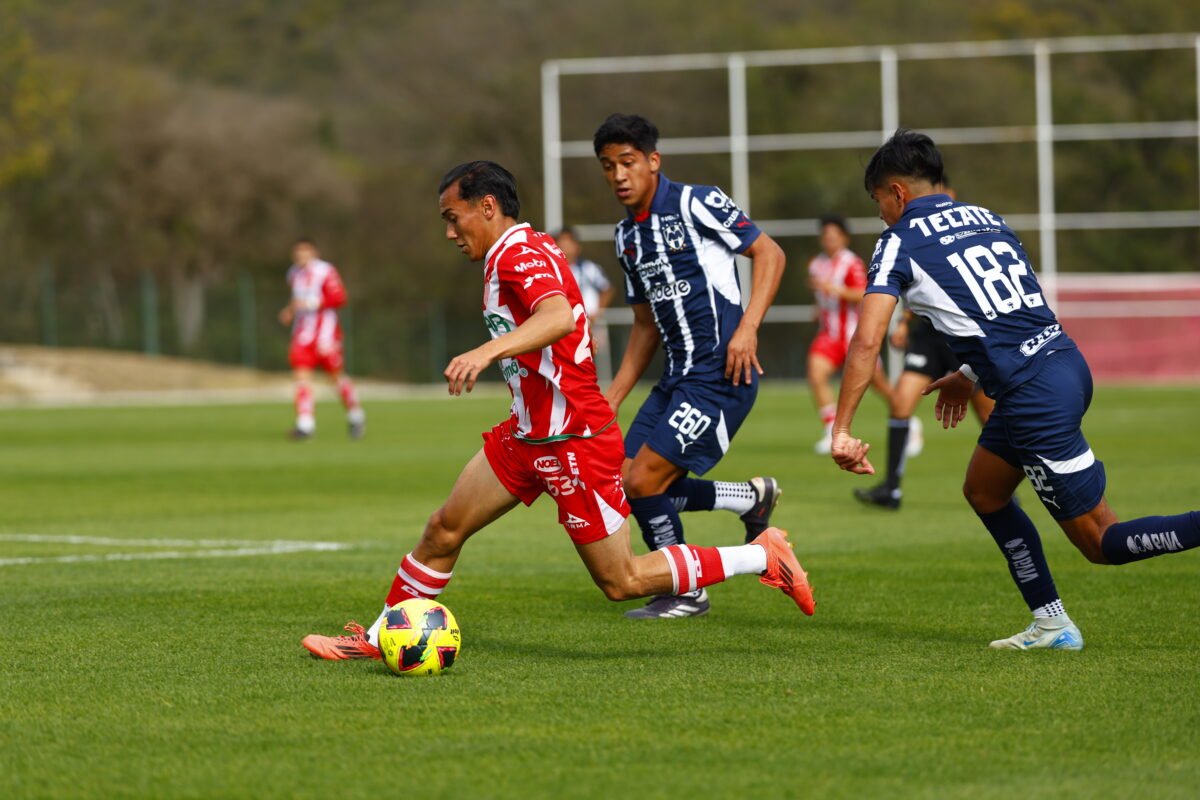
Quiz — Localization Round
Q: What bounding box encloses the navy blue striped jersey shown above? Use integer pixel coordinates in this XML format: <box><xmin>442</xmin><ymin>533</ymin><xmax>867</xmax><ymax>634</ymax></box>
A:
<box><xmin>614</xmin><ymin>174</ymin><xmax>761</xmax><ymax>380</ymax></box>
<box><xmin>865</xmin><ymin>193</ymin><xmax>1076</xmax><ymax>398</ymax></box>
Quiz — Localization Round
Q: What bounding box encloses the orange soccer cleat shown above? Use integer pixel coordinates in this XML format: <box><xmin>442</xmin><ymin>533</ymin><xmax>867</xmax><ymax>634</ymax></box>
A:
<box><xmin>301</xmin><ymin>621</ymin><xmax>382</xmax><ymax>661</ymax></box>
<box><xmin>753</xmin><ymin>527</ymin><xmax>816</xmax><ymax>616</ymax></box>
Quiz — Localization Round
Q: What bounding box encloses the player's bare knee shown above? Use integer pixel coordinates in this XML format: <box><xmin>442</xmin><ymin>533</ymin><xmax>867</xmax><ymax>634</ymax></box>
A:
<box><xmin>595</xmin><ymin>575</ymin><xmax>636</xmax><ymax>602</ymax></box>
<box><xmin>1067</xmin><ymin>534</ymin><xmax>1108</xmax><ymax>565</ymax></box>
<box><xmin>623</xmin><ymin>468</ymin><xmax>658</xmax><ymax>499</ymax></box>
<box><xmin>1068</xmin><ymin>523</ymin><xmax>1110</xmax><ymax>565</ymax></box>
<box><xmin>963</xmin><ymin>481</ymin><xmax>1006</xmax><ymax>515</ymax></box>
<box><xmin>422</xmin><ymin>508</ymin><xmax>465</xmax><ymax>556</ymax></box>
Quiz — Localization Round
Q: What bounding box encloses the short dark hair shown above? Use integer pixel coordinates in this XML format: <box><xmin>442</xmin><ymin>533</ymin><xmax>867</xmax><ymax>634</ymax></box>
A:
<box><xmin>438</xmin><ymin>160</ymin><xmax>520</xmax><ymax>218</ymax></box>
<box><xmin>863</xmin><ymin>128</ymin><xmax>945</xmax><ymax>191</ymax></box>
<box><xmin>294</xmin><ymin>237</ymin><xmax>316</xmax><ymax>247</ymax></box>
<box><xmin>593</xmin><ymin>113</ymin><xmax>659</xmax><ymax>156</ymax></box>
<box><xmin>818</xmin><ymin>215</ymin><xmax>849</xmax><ymax>236</ymax></box>
<box><xmin>553</xmin><ymin>226</ymin><xmax>578</xmax><ymax>241</ymax></box>
<box><xmin>940</xmin><ymin>172</ymin><xmax>952</xmax><ymax>189</ymax></box>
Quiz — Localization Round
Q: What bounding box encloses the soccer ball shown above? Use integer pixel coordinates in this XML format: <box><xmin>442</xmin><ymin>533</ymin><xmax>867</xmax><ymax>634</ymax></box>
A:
<box><xmin>378</xmin><ymin>598</ymin><xmax>461</xmax><ymax>677</ymax></box>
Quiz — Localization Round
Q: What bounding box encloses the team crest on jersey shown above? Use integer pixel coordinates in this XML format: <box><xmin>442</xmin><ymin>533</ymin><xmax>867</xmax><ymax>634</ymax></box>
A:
<box><xmin>704</xmin><ymin>189</ymin><xmax>736</xmax><ymax>213</ymax></box>
<box><xmin>663</xmin><ymin>219</ymin><xmax>687</xmax><ymax>252</ymax></box>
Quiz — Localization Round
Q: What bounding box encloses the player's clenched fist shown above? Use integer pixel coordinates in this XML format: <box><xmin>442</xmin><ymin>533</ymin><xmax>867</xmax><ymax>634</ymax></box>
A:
<box><xmin>444</xmin><ymin>347</ymin><xmax>494</xmax><ymax>396</ymax></box>
<box><xmin>831</xmin><ymin>429</ymin><xmax>875</xmax><ymax>475</ymax></box>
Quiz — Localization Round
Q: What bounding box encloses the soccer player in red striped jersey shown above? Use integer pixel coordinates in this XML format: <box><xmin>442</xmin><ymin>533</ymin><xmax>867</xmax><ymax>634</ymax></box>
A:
<box><xmin>301</xmin><ymin>161</ymin><xmax>814</xmax><ymax>660</ymax></box>
<box><xmin>278</xmin><ymin>239</ymin><xmax>365</xmax><ymax>440</ymax></box>
<box><xmin>807</xmin><ymin>216</ymin><xmax>891</xmax><ymax>454</ymax></box>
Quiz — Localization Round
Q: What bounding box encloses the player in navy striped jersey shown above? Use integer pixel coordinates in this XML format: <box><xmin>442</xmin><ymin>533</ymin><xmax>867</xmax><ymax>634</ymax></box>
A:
<box><xmin>594</xmin><ymin>114</ymin><xmax>796</xmax><ymax>619</ymax></box>
<box><xmin>832</xmin><ymin>129</ymin><xmax>1200</xmax><ymax>650</ymax></box>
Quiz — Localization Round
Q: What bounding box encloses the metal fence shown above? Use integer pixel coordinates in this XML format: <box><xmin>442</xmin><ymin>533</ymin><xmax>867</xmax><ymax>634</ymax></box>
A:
<box><xmin>542</xmin><ymin>32</ymin><xmax>1200</xmax><ymax>331</ymax></box>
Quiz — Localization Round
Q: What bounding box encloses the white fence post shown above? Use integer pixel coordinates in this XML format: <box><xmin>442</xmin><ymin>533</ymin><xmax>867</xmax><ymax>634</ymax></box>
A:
<box><xmin>1035</xmin><ymin>41</ymin><xmax>1058</xmax><ymax>309</ymax></box>
<box><xmin>541</xmin><ymin>61</ymin><xmax>563</xmax><ymax>234</ymax></box>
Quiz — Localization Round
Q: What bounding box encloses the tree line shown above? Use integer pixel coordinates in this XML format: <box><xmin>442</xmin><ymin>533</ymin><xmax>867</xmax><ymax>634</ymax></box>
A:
<box><xmin>1</xmin><ymin>0</ymin><xmax>1195</xmax><ymax>378</ymax></box>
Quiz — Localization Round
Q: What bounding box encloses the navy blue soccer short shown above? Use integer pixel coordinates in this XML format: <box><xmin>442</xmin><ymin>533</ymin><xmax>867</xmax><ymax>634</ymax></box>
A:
<box><xmin>624</xmin><ymin>373</ymin><xmax>758</xmax><ymax>475</ymax></box>
<box><xmin>977</xmin><ymin>348</ymin><xmax>1106</xmax><ymax>520</ymax></box>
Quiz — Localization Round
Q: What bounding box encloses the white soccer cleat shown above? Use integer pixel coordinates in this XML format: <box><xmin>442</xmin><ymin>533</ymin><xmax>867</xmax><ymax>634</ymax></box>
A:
<box><xmin>905</xmin><ymin>415</ymin><xmax>924</xmax><ymax>458</ymax></box>
<box><xmin>814</xmin><ymin>427</ymin><xmax>833</xmax><ymax>455</ymax></box>
<box><xmin>988</xmin><ymin>616</ymin><xmax>1084</xmax><ymax>651</ymax></box>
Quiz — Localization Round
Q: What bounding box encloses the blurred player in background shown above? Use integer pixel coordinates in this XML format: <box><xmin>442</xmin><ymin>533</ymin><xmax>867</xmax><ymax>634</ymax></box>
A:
<box><xmin>553</xmin><ymin>227</ymin><xmax>615</xmax><ymax>369</ymax></box>
<box><xmin>300</xmin><ymin>161</ymin><xmax>813</xmax><ymax>660</ymax></box>
<box><xmin>807</xmin><ymin>215</ymin><xmax>892</xmax><ymax>454</ymax></box>
<box><xmin>594</xmin><ymin>113</ymin><xmax>788</xmax><ymax>619</ymax></box>
<box><xmin>833</xmin><ymin>129</ymin><xmax>1200</xmax><ymax>650</ymax></box>
<box><xmin>278</xmin><ymin>239</ymin><xmax>365</xmax><ymax>440</ymax></box>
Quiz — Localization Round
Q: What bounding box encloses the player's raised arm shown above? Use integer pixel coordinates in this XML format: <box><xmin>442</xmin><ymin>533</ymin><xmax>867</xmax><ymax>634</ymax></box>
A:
<box><xmin>726</xmin><ymin>232</ymin><xmax>786</xmax><ymax>386</ymax></box>
<box><xmin>831</xmin><ymin>292</ymin><xmax>897</xmax><ymax>474</ymax></box>
<box><xmin>444</xmin><ymin>295</ymin><xmax>574</xmax><ymax>396</ymax></box>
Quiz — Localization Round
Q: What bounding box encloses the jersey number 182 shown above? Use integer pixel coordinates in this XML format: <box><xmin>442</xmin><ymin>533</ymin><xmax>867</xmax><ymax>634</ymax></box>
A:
<box><xmin>947</xmin><ymin>242</ymin><xmax>1044</xmax><ymax>320</ymax></box>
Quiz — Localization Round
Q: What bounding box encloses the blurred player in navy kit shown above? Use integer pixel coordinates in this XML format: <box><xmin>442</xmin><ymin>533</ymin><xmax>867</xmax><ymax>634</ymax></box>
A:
<box><xmin>833</xmin><ymin>129</ymin><xmax>1200</xmax><ymax>650</ymax></box>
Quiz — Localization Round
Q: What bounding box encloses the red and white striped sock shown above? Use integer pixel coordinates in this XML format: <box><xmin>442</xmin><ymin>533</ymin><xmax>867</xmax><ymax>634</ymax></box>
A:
<box><xmin>660</xmin><ymin>544</ymin><xmax>727</xmax><ymax>595</ymax></box>
<box><xmin>386</xmin><ymin>553</ymin><xmax>452</xmax><ymax>606</ymax></box>
<box><xmin>337</xmin><ymin>376</ymin><xmax>361</xmax><ymax>411</ymax></box>
<box><xmin>337</xmin><ymin>377</ymin><xmax>364</xmax><ymax>425</ymax></box>
<box><xmin>367</xmin><ymin>554</ymin><xmax>453</xmax><ymax>647</ymax></box>
<box><xmin>295</xmin><ymin>382</ymin><xmax>315</xmax><ymax>432</ymax></box>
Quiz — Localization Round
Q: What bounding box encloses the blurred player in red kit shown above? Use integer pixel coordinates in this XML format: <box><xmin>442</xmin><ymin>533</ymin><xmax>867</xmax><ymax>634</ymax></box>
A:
<box><xmin>300</xmin><ymin>161</ymin><xmax>814</xmax><ymax>660</ymax></box>
<box><xmin>278</xmin><ymin>239</ymin><xmax>365</xmax><ymax>440</ymax></box>
<box><xmin>807</xmin><ymin>216</ymin><xmax>892</xmax><ymax>454</ymax></box>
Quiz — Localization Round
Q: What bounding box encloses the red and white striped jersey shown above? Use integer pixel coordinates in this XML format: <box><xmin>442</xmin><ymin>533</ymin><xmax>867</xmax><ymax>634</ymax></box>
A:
<box><xmin>809</xmin><ymin>248</ymin><xmax>867</xmax><ymax>342</ymax></box>
<box><xmin>483</xmin><ymin>223</ymin><xmax>615</xmax><ymax>442</ymax></box>
<box><xmin>287</xmin><ymin>259</ymin><xmax>347</xmax><ymax>349</ymax></box>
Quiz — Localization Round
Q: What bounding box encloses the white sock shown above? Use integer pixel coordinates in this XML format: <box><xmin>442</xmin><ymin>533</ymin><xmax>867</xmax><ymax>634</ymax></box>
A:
<box><xmin>713</xmin><ymin>481</ymin><xmax>757</xmax><ymax>514</ymax></box>
<box><xmin>717</xmin><ymin>543</ymin><xmax>768</xmax><ymax>576</ymax></box>
<box><xmin>347</xmin><ymin>407</ymin><xmax>365</xmax><ymax>425</ymax></box>
<box><xmin>1033</xmin><ymin>598</ymin><xmax>1068</xmax><ymax>620</ymax></box>
<box><xmin>819</xmin><ymin>405</ymin><xmax>835</xmax><ymax>434</ymax></box>
<box><xmin>296</xmin><ymin>414</ymin><xmax>315</xmax><ymax>433</ymax></box>
<box><xmin>366</xmin><ymin>604</ymin><xmax>388</xmax><ymax>647</ymax></box>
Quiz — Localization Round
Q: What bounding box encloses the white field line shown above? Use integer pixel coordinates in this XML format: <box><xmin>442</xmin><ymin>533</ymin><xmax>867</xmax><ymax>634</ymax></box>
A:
<box><xmin>0</xmin><ymin>533</ymin><xmax>351</xmax><ymax>567</ymax></box>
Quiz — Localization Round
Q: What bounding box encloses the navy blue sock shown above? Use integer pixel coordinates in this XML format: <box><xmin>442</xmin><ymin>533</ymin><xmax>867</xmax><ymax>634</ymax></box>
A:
<box><xmin>977</xmin><ymin>501</ymin><xmax>1061</xmax><ymax>612</ymax></box>
<box><xmin>885</xmin><ymin>419</ymin><xmax>910</xmax><ymax>494</ymax></box>
<box><xmin>665</xmin><ymin>478</ymin><xmax>716</xmax><ymax>512</ymax></box>
<box><xmin>1101</xmin><ymin>511</ymin><xmax>1200</xmax><ymax>564</ymax></box>
<box><xmin>629</xmin><ymin>494</ymin><xmax>686</xmax><ymax>551</ymax></box>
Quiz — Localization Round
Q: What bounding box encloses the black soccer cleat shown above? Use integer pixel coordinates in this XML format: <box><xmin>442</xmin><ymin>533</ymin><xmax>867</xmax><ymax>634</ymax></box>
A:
<box><xmin>853</xmin><ymin>482</ymin><xmax>901</xmax><ymax>510</ymax></box>
<box><xmin>348</xmin><ymin>421</ymin><xmax>365</xmax><ymax>440</ymax></box>
<box><xmin>740</xmin><ymin>476</ymin><xmax>781</xmax><ymax>543</ymax></box>
<box><xmin>624</xmin><ymin>590</ymin><xmax>710</xmax><ymax>619</ymax></box>
<box><xmin>288</xmin><ymin>427</ymin><xmax>313</xmax><ymax>441</ymax></box>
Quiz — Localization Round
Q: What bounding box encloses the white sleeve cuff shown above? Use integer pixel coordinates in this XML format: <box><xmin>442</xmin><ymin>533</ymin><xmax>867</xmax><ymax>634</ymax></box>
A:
<box><xmin>958</xmin><ymin>364</ymin><xmax>979</xmax><ymax>382</ymax></box>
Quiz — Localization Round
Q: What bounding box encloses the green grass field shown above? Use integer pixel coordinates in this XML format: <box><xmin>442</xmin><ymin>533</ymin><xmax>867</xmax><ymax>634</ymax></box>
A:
<box><xmin>2</xmin><ymin>384</ymin><xmax>1198</xmax><ymax>799</ymax></box>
